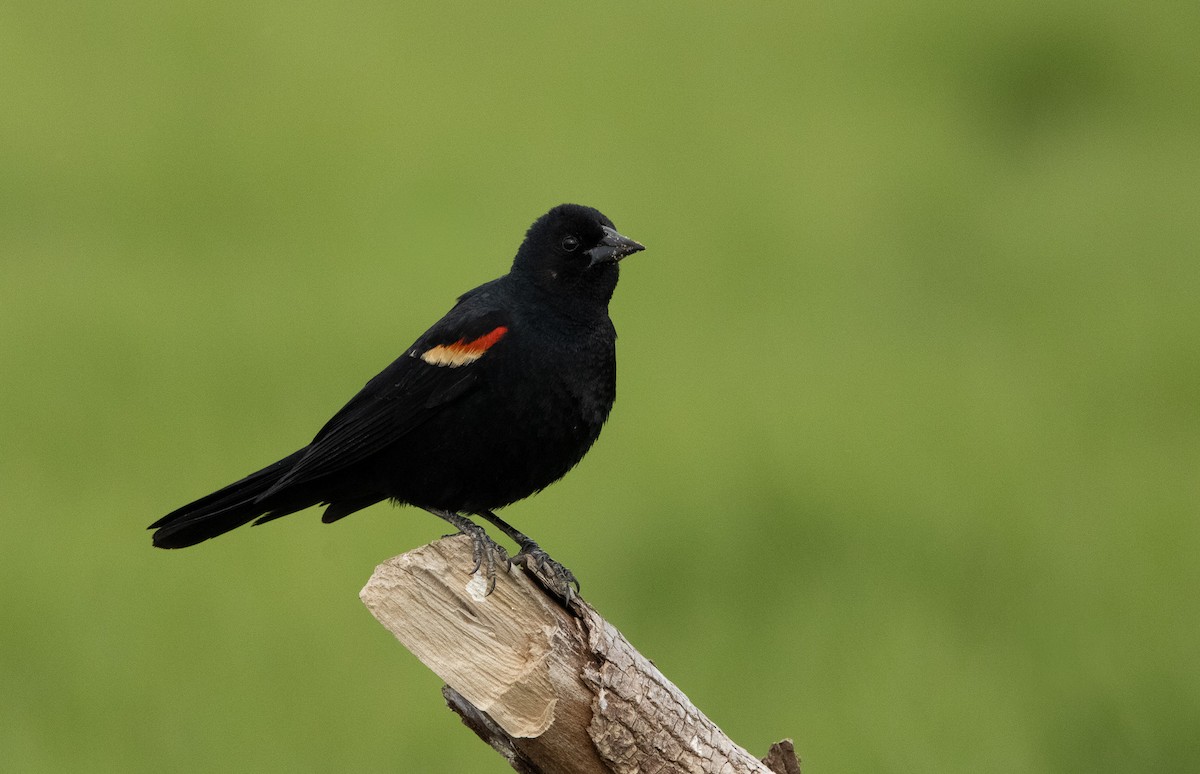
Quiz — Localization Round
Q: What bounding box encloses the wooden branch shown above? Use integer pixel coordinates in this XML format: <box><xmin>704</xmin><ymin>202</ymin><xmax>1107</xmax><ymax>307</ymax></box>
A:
<box><xmin>360</xmin><ymin>535</ymin><xmax>801</xmax><ymax>774</ymax></box>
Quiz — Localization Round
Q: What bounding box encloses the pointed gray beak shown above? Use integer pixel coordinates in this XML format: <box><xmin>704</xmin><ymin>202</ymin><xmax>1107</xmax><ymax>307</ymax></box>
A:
<box><xmin>586</xmin><ymin>225</ymin><xmax>645</xmax><ymax>268</ymax></box>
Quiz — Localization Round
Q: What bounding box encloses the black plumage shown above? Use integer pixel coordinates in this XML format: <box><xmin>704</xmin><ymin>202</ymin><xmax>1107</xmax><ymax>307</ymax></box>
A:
<box><xmin>149</xmin><ymin>204</ymin><xmax>644</xmax><ymax>597</ymax></box>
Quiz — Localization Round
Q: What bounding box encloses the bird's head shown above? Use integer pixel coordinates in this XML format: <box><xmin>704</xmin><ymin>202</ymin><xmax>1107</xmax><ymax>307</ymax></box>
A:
<box><xmin>512</xmin><ymin>204</ymin><xmax>644</xmax><ymax>302</ymax></box>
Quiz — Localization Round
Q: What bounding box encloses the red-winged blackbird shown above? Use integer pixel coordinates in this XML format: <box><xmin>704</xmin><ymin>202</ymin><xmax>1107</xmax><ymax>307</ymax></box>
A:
<box><xmin>149</xmin><ymin>204</ymin><xmax>644</xmax><ymax>598</ymax></box>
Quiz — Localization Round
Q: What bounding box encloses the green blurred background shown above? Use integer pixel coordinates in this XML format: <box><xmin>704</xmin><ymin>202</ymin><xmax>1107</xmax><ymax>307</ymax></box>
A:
<box><xmin>3</xmin><ymin>1</ymin><xmax>1198</xmax><ymax>771</ymax></box>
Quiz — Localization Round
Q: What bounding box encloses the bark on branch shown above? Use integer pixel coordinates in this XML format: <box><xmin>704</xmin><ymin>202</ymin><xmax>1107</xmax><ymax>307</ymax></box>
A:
<box><xmin>360</xmin><ymin>535</ymin><xmax>800</xmax><ymax>774</ymax></box>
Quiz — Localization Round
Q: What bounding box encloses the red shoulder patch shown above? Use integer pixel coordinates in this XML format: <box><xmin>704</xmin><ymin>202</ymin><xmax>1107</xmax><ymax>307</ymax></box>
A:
<box><xmin>420</xmin><ymin>326</ymin><xmax>509</xmax><ymax>367</ymax></box>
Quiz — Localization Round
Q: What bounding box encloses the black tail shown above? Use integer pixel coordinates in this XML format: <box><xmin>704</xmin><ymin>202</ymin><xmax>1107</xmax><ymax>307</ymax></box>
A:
<box><xmin>149</xmin><ymin>449</ymin><xmax>312</xmax><ymax>548</ymax></box>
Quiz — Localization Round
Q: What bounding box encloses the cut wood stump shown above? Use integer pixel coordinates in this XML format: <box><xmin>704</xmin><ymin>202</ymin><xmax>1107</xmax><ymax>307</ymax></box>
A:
<box><xmin>360</xmin><ymin>535</ymin><xmax>801</xmax><ymax>774</ymax></box>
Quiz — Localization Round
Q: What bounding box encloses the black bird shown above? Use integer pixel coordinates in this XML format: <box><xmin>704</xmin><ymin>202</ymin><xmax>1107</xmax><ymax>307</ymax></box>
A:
<box><xmin>150</xmin><ymin>204</ymin><xmax>644</xmax><ymax>598</ymax></box>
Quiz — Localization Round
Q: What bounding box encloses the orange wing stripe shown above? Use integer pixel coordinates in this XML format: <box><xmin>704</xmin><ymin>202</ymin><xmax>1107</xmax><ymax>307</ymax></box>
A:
<box><xmin>420</xmin><ymin>326</ymin><xmax>509</xmax><ymax>367</ymax></box>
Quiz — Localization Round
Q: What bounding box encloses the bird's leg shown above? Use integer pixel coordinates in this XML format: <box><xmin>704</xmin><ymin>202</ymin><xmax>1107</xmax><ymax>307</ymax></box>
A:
<box><xmin>475</xmin><ymin>510</ymin><xmax>579</xmax><ymax>603</ymax></box>
<box><xmin>422</xmin><ymin>508</ymin><xmax>509</xmax><ymax>595</ymax></box>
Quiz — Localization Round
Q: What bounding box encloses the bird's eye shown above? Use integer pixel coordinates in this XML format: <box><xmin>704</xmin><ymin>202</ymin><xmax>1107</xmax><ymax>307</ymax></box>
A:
<box><xmin>561</xmin><ymin>235</ymin><xmax>580</xmax><ymax>252</ymax></box>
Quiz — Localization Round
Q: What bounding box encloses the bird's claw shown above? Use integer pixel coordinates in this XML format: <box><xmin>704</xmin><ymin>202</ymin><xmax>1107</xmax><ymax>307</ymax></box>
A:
<box><xmin>454</xmin><ymin>523</ymin><xmax>509</xmax><ymax>595</ymax></box>
<box><xmin>514</xmin><ymin>541</ymin><xmax>579</xmax><ymax>604</ymax></box>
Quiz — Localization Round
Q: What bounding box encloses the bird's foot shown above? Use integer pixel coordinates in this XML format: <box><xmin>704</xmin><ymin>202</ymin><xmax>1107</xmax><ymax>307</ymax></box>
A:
<box><xmin>513</xmin><ymin>541</ymin><xmax>579</xmax><ymax>604</ymax></box>
<box><xmin>432</xmin><ymin>513</ymin><xmax>510</xmax><ymax>595</ymax></box>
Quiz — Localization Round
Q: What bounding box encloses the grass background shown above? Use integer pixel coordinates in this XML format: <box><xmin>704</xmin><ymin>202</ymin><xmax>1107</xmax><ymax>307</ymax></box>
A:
<box><xmin>3</xmin><ymin>1</ymin><xmax>1198</xmax><ymax>771</ymax></box>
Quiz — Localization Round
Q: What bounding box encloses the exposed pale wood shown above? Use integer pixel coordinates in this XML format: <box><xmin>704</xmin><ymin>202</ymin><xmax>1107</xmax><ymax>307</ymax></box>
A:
<box><xmin>360</xmin><ymin>535</ymin><xmax>801</xmax><ymax>774</ymax></box>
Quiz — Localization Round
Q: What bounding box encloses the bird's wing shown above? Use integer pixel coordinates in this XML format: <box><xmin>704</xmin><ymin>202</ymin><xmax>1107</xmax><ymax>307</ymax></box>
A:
<box><xmin>261</xmin><ymin>301</ymin><xmax>512</xmax><ymax>496</ymax></box>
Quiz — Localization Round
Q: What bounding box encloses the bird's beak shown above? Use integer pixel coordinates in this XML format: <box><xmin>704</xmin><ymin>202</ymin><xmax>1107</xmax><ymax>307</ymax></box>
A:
<box><xmin>587</xmin><ymin>225</ymin><xmax>645</xmax><ymax>268</ymax></box>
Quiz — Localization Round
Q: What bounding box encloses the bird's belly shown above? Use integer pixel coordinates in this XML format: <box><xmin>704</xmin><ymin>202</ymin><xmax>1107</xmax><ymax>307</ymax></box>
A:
<box><xmin>372</xmin><ymin>381</ymin><xmax>609</xmax><ymax>512</ymax></box>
